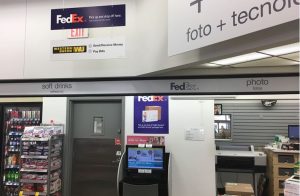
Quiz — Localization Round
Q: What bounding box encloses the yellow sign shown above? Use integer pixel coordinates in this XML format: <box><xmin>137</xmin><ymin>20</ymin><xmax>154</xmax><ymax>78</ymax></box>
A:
<box><xmin>53</xmin><ymin>45</ymin><xmax>87</xmax><ymax>54</ymax></box>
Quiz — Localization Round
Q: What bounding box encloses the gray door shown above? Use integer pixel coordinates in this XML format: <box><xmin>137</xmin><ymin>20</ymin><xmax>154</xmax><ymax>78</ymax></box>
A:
<box><xmin>71</xmin><ymin>100</ymin><xmax>122</xmax><ymax>196</ymax></box>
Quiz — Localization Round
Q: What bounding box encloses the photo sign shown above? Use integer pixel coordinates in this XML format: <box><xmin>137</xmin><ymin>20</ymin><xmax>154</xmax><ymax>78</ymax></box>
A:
<box><xmin>134</xmin><ymin>96</ymin><xmax>169</xmax><ymax>134</ymax></box>
<box><xmin>168</xmin><ymin>0</ymin><xmax>299</xmax><ymax>56</ymax></box>
<box><xmin>51</xmin><ymin>4</ymin><xmax>125</xmax><ymax>30</ymax></box>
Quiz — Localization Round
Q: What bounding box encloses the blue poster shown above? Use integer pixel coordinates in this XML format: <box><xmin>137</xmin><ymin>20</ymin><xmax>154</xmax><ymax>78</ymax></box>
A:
<box><xmin>51</xmin><ymin>5</ymin><xmax>126</xmax><ymax>30</ymax></box>
<box><xmin>134</xmin><ymin>96</ymin><xmax>169</xmax><ymax>134</ymax></box>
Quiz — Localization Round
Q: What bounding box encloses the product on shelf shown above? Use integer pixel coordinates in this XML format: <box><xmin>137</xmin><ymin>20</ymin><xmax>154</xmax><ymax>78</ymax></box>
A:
<box><xmin>2</xmin><ymin>107</ymin><xmax>42</xmax><ymax>196</ymax></box>
<box><xmin>18</xmin><ymin>126</ymin><xmax>64</xmax><ymax>196</ymax></box>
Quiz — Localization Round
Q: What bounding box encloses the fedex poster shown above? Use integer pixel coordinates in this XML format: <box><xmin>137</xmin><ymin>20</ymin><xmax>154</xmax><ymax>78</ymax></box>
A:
<box><xmin>134</xmin><ymin>96</ymin><xmax>169</xmax><ymax>134</ymax></box>
<box><xmin>51</xmin><ymin>5</ymin><xmax>125</xmax><ymax>30</ymax></box>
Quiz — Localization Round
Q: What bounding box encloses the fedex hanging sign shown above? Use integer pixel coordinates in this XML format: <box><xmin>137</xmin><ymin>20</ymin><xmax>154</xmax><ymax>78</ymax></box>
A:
<box><xmin>56</xmin><ymin>14</ymin><xmax>84</xmax><ymax>24</ymax></box>
<box><xmin>51</xmin><ymin>5</ymin><xmax>126</xmax><ymax>30</ymax></box>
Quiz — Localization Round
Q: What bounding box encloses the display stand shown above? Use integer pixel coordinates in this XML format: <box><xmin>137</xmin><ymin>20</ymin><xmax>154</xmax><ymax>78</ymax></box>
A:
<box><xmin>118</xmin><ymin>150</ymin><xmax>171</xmax><ymax>196</ymax></box>
<box><xmin>18</xmin><ymin>126</ymin><xmax>64</xmax><ymax>196</ymax></box>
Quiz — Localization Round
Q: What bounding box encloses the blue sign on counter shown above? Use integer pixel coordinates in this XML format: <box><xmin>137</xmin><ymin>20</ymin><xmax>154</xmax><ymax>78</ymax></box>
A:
<box><xmin>51</xmin><ymin>4</ymin><xmax>126</xmax><ymax>30</ymax></box>
<box><xmin>134</xmin><ymin>96</ymin><xmax>169</xmax><ymax>134</ymax></box>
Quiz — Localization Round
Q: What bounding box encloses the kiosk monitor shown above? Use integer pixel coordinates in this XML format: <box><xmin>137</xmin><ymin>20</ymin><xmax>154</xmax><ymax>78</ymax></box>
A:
<box><xmin>126</xmin><ymin>145</ymin><xmax>165</xmax><ymax>171</ymax></box>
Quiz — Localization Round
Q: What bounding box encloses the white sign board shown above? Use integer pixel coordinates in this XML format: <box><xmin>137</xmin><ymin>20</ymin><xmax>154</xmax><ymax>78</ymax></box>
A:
<box><xmin>51</xmin><ymin>37</ymin><xmax>125</xmax><ymax>60</ymax></box>
<box><xmin>185</xmin><ymin>128</ymin><xmax>205</xmax><ymax>141</ymax></box>
<box><xmin>168</xmin><ymin>0</ymin><xmax>299</xmax><ymax>56</ymax></box>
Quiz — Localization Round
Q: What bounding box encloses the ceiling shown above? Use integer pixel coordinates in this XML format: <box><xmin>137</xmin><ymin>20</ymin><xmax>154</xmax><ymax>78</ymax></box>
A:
<box><xmin>150</xmin><ymin>43</ymin><xmax>300</xmax><ymax>76</ymax></box>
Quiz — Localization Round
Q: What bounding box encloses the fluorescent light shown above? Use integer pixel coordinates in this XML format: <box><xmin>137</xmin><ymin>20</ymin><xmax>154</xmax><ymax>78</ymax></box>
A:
<box><xmin>260</xmin><ymin>43</ymin><xmax>300</xmax><ymax>56</ymax></box>
<box><xmin>211</xmin><ymin>53</ymin><xmax>269</xmax><ymax>65</ymax></box>
<box><xmin>203</xmin><ymin>63</ymin><xmax>223</xmax><ymax>67</ymax></box>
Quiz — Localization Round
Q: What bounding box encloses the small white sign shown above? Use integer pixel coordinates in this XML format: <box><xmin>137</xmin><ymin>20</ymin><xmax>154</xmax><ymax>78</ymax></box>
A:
<box><xmin>185</xmin><ymin>128</ymin><xmax>205</xmax><ymax>141</ymax></box>
<box><xmin>51</xmin><ymin>37</ymin><xmax>126</xmax><ymax>60</ymax></box>
<box><xmin>67</xmin><ymin>28</ymin><xmax>89</xmax><ymax>39</ymax></box>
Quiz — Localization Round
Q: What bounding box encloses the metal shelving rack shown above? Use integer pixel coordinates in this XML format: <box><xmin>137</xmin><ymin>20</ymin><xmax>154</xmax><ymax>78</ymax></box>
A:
<box><xmin>19</xmin><ymin>131</ymin><xmax>63</xmax><ymax>196</ymax></box>
<box><xmin>1</xmin><ymin>106</ymin><xmax>42</xmax><ymax>196</ymax></box>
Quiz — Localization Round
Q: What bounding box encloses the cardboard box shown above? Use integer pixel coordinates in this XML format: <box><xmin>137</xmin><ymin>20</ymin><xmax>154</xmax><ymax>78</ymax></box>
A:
<box><xmin>225</xmin><ymin>183</ymin><xmax>254</xmax><ymax>196</ymax></box>
<box><xmin>145</xmin><ymin>106</ymin><xmax>161</xmax><ymax>120</ymax></box>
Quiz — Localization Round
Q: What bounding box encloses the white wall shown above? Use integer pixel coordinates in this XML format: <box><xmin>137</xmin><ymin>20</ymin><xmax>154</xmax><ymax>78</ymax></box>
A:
<box><xmin>42</xmin><ymin>97</ymin><xmax>67</xmax><ymax>126</ymax></box>
<box><xmin>125</xmin><ymin>96</ymin><xmax>216</xmax><ymax>196</ymax></box>
<box><xmin>0</xmin><ymin>0</ymin><xmax>26</xmax><ymax>79</ymax></box>
<box><xmin>0</xmin><ymin>0</ymin><xmax>297</xmax><ymax>79</ymax></box>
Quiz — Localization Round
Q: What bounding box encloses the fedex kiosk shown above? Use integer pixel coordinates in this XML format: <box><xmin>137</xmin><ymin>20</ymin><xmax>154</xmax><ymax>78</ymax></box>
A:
<box><xmin>117</xmin><ymin>144</ymin><xmax>171</xmax><ymax>196</ymax></box>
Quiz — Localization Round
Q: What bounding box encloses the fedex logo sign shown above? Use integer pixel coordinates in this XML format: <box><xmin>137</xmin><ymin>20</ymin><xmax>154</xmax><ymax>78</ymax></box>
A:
<box><xmin>56</xmin><ymin>14</ymin><xmax>84</xmax><ymax>24</ymax></box>
<box><xmin>137</xmin><ymin>96</ymin><xmax>165</xmax><ymax>102</ymax></box>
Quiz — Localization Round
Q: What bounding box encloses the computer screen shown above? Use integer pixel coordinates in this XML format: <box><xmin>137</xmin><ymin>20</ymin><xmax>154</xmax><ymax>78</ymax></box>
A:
<box><xmin>126</xmin><ymin>146</ymin><xmax>164</xmax><ymax>170</ymax></box>
<box><xmin>288</xmin><ymin>125</ymin><xmax>299</xmax><ymax>140</ymax></box>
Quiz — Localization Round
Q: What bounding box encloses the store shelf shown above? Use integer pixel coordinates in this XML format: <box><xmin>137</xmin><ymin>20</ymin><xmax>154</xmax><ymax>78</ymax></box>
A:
<box><xmin>20</xmin><ymin>179</ymin><xmax>47</xmax><ymax>184</ymax></box>
<box><xmin>21</xmin><ymin>138</ymin><xmax>49</xmax><ymax>142</ymax></box>
<box><xmin>20</xmin><ymin>168</ymin><xmax>48</xmax><ymax>173</ymax></box>
<box><xmin>8</xmin><ymin>149</ymin><xmax>21</xmax><ymax>152</ymax></box>
<box><xmin>50</xmin><ymin>165</ymin><xmax>61</xmax><ymax>172</ymax></box>
<box><xmin>5</xmin><ymin>165</ymin><xmax>20</xmax><ymax>169</ymax></box>
<box><xmin>20</xmin><ymin>191</ymin><xmax>47</xmax><ymax>195</ymax></box>
<box><xmin>9</xmin><ymin>132</ymin><xmax>23</xmax><ymax>136</ymax></box>
<box><xmin>19</xmin><ymin>128</ymin><xmax>63</xmax><ymax>196</ymax></box>
<box><xmin>50</xmin><ymin>187</ymin><xmax>62</xmax><ymax>194</ymax></box>
<box><xmin>50</xmin><ymin>153</ymin><xmax>61</xmax><ymax>158</ymax></box>
<box><xmin>21</xmin><ymin>155</ymin><xmax>48</xmax><ymax>159</ymax></box>
<box><xmin>4</xmin><ymin>181</ymin><xmax>19</xmax><ymax>186</ymax></box>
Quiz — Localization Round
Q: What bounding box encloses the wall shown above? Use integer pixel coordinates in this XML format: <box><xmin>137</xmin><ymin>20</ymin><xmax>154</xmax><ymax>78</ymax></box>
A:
<box><xmin>0</xmin><ymin>0</ymin><xmax>298</xmax><ymax>79</ymax></box>
<box><xmin>215</xmin><ymin>99</ymin><xmax>300</xmax><ymax>147</ymax></box>
<box><xmin>42</xmin><ymin>97</ymin><xmax>67</xmax><ymax>126</ymax></box>
<box><xmin>125</xmin><ymin>96</ymin><xmax>216</xmax><ymax>196</ymax></box>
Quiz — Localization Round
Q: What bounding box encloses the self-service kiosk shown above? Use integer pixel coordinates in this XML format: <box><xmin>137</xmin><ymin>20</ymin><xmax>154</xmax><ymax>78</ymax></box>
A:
<box><xmin>117</xmin><ymin>145</ymin><xmax>171</xmax><ymax>196</ymax></box>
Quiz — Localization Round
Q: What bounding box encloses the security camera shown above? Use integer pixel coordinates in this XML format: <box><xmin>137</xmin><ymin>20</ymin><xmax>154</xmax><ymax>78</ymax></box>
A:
<box><xmin>261</xmin><ymin>100</ymin><xmax>277</xmax><ymax>107</ymax></box>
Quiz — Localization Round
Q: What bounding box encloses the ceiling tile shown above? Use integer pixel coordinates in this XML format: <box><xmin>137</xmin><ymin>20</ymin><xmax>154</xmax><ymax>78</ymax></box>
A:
<box><xmin>280</xmin><ymin>52</ymin><xmax>300</xmax><ymax>62</ymax></box>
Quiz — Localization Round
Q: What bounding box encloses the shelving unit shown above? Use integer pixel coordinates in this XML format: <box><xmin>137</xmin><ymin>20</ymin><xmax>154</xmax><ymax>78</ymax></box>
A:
<box><xmin>265</xmin><ymin>148</ymin><xmax>299</xmax><ymax>196</ymax></box>
<box><xmin>19</xmin><ymin>126</ymin><xmax>63</xmax><ymax>196</ymax></box>
<box><xmin>2</xmin><ymin>107</ymin><xmax>41</xmax><ymax>196</ymax></box>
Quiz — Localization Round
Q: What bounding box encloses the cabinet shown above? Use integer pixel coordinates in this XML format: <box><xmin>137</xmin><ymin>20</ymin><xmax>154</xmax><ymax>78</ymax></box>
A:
<box><xmin>265</xmin><ymin>148</ymin><xmax>299</xmax><ymax>196</ymax></box>
<box><xmin>19</xmin><ymin>126</ymin><xmax>63</xmax><ymax>196</ymax></box>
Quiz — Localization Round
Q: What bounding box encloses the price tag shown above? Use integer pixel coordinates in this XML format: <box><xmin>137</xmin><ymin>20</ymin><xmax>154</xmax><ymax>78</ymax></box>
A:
<box><xmin>19</xmin><ymin>191</ymin><xmax>23</xmax><ymax>196</ymax></box>
<box><xmin>138</xmin><ymin>144</ymin><xmax>145</xmax><ymax>148</ymax></box>
<box><xmin>35</xmin><ymin>192</ymin><xmax>39</xmax><ymax>196</ymax></box>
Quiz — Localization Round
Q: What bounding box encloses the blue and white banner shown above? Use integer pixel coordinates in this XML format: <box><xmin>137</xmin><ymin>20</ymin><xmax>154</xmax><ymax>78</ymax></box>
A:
<box><xmin>134</xmin><ymin>96</ymin><xmax>169</xmax><ymax>134</ymax></box>
<box><xmin>51</xmin><ymin>5</ymin><xmax>126</xmax><ymax>30</ymax></box>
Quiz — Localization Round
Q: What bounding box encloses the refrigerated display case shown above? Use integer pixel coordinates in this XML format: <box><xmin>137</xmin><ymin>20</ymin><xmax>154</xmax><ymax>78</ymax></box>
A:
<box><xmin>0</xmin><ymin>103</ymin><xmax>42</xmax><ymax>196</ymax></box>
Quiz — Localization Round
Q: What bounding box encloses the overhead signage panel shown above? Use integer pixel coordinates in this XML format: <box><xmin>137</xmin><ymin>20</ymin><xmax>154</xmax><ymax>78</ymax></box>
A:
<box><xmin>168</xmin><ymin>0</ymin><xmax>299</xmax><ymax>56</ymax></box>
<box><xmin>51</xmin><ymin>5</ymin><xmax>126</xmax><ymax>30</ymax></box>
<box><xmin>0</xmin><ymin>76</ymin><xmax>298</xmax><ymax>96</ymax></box>
<box><xmin>50</xmin><ymin>37</ymin><xmax>126</xmax><ymax>60</ymax></box>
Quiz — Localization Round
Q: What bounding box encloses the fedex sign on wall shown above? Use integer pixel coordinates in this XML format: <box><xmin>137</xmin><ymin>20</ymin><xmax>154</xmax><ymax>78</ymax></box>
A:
<box><xmin>51</xmin><ymin>5</ymin><xmax>126</xmax><ymax>30</ymax></box>
<box><xmin>134</xmin><ymin>96</ymin><xmax>169</xmax><ymax>134</ymax></box>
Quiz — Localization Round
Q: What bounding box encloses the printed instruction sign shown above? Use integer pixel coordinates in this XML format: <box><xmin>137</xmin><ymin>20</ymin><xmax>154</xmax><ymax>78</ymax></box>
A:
<box><xmin>127</xmin><ymin>135</ymin><xmax>165</xmax><ymax>145</ymax></box>
<box><xmin>50</xmin><ymin>37</ymin><xmax>125</xmax><ymax>60</ymax></box>
<box><xmin>51</xmin><ymin>5</ymin><xmax>126</xmax><ymax>30</ymax></box>
<box><xmin>134</xmin><ymin>96</ymin><xmax>169</xmax><ymax>134</ymax></box>
<box><xmin>185</xmin><ymin>128</ymin><xmax>205</xmax><ymax>141</ymax></box>
<box><xmin>168</xmin><ymin>0</ymin><xmax>299</xmax><ymax>56</ymax></box>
